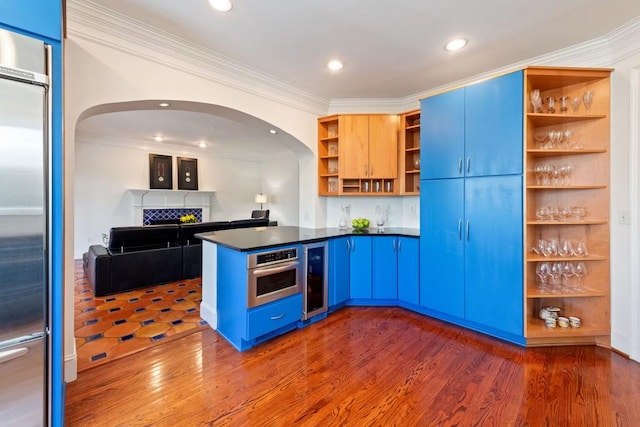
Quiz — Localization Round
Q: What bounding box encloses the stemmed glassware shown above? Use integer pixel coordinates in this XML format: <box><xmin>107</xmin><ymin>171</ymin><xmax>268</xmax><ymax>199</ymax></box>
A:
<box><xmin>583</xmin><ymin>90</ymin><xmax>593</xmax><ymax>113</ymax></box>
<box><xmin>559</xmin><ymin>96</ymin><xmax>569</xmax><ymax>113</ymax></box>
<box><xmin>546</xmin><ymin>96</ymin><xmax>556</xmax><ymax>113</ymax></box>
<box><xmin>530</xmin><ymin>89</ymin><xmax>543</xmax><ymax>113</ymax></box>
<box><xmin>574</xmin><ymin>262</ymin><xmax>588</xmax><ymax>288</ymax></box>
<box><xmin>571</xmin><ymin>96</ymin><xmax>581</xmax><ymax>113</ymax></box>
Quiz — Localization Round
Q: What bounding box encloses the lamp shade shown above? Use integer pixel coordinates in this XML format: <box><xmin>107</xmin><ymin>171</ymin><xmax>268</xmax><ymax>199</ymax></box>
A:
<box><xmin>255</xmin><ymin>194</ymin><xmax>267</xmax><ymax>204</ymax></box>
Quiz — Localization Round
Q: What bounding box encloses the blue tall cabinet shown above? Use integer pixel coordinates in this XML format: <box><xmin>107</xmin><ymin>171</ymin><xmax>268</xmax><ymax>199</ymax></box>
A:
<box><xmin>419</xmin><ymin>71</ymin><xmax>524</xmax><ymax>343</ymax></box>
<box><xmin>0</xmin><ymin>1</ymin><xmax>64</xmax><ymax>426</ymax></box>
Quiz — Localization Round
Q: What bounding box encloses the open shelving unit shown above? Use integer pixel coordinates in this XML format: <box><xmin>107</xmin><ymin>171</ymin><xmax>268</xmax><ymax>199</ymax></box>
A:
<box><xmin>318</xmin><ymin>115</ymin><xmax>340</xmax><ymax>196</ymax></box>
<box><xmin>399</xmin><ymin>109</ymin><xmax>421</xmax><ymax>195</ymax></box>
<box><xmin>523</xmin><ymin>66</ymin><xmax>612</xmax><ymax>347</ymax></box>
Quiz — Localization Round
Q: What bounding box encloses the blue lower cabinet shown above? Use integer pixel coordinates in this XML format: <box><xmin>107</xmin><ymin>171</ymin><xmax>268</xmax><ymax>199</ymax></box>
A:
<box><xmin>328</xmin><ymin>237</ymin><xmax>350</xmax><ymax>310</ymax></box>
<box><xmin>420</xmin><ymin>179</ymin><xmax>465</xmax><ymax>317</ymax></box>
<box><xmin>397</xmin><ymin>237</ymin><xmax>419</xmax><ymax>306</ymax></box>
<box><xmin>372</xmin><ymin>236</ymin><xmax>398</xmax><ymax>300</ymax></box>
<box><xmin>246</xmin><ymin>294</ymin><xmax>303</xmax><ymax>341</ymax></box>
<box><xmin>349</xmin><ymin>236</ymin><xmax>372</xmax><ymax>299</ymax></box>
<box><xmin>464</xmin><ymin>175</ymin><xmax>523</xmax><ymax>337</ymax></box>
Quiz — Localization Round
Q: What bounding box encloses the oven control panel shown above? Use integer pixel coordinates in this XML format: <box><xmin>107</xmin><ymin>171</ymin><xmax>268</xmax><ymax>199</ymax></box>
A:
<box><xmin>249</xmin><ymin>247</ymin><xmax>297</xmax><ymax>269</ymax></box>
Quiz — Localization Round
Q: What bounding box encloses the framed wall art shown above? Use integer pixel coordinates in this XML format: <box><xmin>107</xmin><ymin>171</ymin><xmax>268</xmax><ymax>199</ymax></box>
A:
<box><xmin>177</xmin><ymin>156</ymin><xmax>198</xmax><ymax>190</ymax></box>
<box><xmin>149</xmin><ymin>154</ymin><xmax>173</xmax><ymax>189</ymax></box>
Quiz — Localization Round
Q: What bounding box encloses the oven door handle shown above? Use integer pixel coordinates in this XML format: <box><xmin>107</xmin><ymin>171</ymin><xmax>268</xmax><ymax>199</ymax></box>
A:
<box><xmin>251</xmin><ymin>260</ymin><xmax>300</xmax><ymax>277</ymax></box>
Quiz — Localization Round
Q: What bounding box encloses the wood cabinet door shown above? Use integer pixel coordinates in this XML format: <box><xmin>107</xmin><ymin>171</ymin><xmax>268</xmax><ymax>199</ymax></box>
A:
<box><xmin>419</xmin><ymin>178</ymin><xmax>465</xmax><ymax>316</ymax></box>
<box><xmin>464</xmin><ymin>175</ymin><xmax>523</xmax><ymax>336</ymax></box>
<box><xmin>465</xmin><ymin>71</ymin><xmax>523</xmax><ymax>177</ymax></box>
<box><xmin>339</xmin><ymin>115</ymin><xmax>369</xmax><ymax>178</ymax></box>
<box><xmin>368</xmin><ymin>115</ymin><xmax>398</xmax><ymax>178</ymax></box>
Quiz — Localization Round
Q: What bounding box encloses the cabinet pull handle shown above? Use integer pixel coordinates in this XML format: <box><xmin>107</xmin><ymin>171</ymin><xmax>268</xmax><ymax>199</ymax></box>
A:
<box><xmin>393</xmin><ymin>239</ymin><xmax>397</xmax><ymax>251</ymax></box>
<box><xmin>466</xmin><ymin>219</ymin><xmax>470</xmax><ymax>241</ymax></box>
<box><xmin>398</xmin><ymin>239</ymin><xmax>402</xmax><ymax>251</ymax></box>
<box><xmin>466</xmin><ymin>157</ymin><xmax>471</xmax><ymax>173</ymax></box>
<box><xmin>352</xmin><ymin>239</ymin><xmax>355</xmax><ymax>251</ymax></box>
<box><xmin>458</xmin><ymin>219</ymin><xmax>462</xmax><ymax>240</ymax></box>
<box><xmin>458</xmin><ymin>158</ymin><xmax>463</xmax><ymax>175</ymax></box>
<box><xmin>364</xmin><ymin>166</ymin><xmax>368</xmax><ymax>177</ymax></box>
<box><xmin>270</xmin><ymin>313</ymin><xmax>285</xmax><ymax>320</ymax></box>
<box><xmin>370</xmin><ymin>166</ymin><xmax>374</xmax><ymax>176</ymax></box>
<box><xmin>347</xmin><ymin>239</ymin><xmax>351</xmax><ymax>251</ymax></box>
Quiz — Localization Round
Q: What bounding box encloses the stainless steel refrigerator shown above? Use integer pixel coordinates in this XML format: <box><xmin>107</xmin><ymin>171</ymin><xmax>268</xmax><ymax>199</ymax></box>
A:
<box><xmin>0</xmin><ymin>28</ymin><xmax>51</xmax><ymax>426</ymax></box>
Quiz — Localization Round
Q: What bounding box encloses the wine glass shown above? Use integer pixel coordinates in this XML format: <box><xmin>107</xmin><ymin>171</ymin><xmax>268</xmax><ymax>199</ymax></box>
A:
<box><xmin>546</xmin><ymin>96</ymin><xmax>556</xmax><ymax>114</ymax></box>
<box><xmin>536</xmin><ymin>262</ymin><xmax>551</xmax><ymax>293</ymax></box>
<box><xmin>561</xmin><ymin>261</ymin><xmax>574</xmax><ymax>291</ymax></box>
<box><xmin>573</xmin><ymin>240</ymin><xmax>589</xmax><ymax>257</ymax></box>
<box><xmin>583</xmin><ymin>90</ymin><xmax>593</xmax><ymax>113</ymax></box>
<box><xmin>571</xmin><ymin>96</ymin><xmax>581</xmax><ymax>113</ymax></box>
<box><xmin>574</xmin><ymin>262</ymin><xmax>588</xmax><ymax>289</ymax></box>
<box><xmin>571</xmin><ymin>206</ymin><xmax>587</xmax><ymax>221</ymax></box>
<box><xmin>558</xmin><ymin>239</ymin><xmax>574</xmax><ymax>258</ymax></box>
<box><xmin>559</xmin><ymin>96</ymin><xmax>569</xmax><ymax>113</ymax></box>
<box><xmin>530</xmin><ymin>89</ymin><xmax>543</xmax><ymax>113</ymax></box>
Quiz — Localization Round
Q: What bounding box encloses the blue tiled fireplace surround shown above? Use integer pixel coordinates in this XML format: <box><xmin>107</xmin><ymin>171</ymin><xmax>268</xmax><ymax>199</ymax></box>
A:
<box><xmin>143</xmin><ymin>208</ymin><xmax>203</xmax><ymax>225</ymax></box>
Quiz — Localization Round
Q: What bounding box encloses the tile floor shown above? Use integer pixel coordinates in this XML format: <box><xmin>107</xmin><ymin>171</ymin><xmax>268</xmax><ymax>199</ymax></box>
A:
<box><xmin>74</xmin><ymin>261</ymin><xmax>208</xmax><ymax>371</ymax></box>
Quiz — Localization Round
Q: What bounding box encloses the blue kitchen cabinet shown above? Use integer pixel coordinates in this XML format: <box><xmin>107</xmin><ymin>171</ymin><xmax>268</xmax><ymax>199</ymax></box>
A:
<box><xmin>464</xmin><ymin>175</ymin><xmax>523</xmax><ymax>336</ymax></box>
<box><xmin>328</xmin><ymin>236</ymin><xmax>350</xmax><ymax>310</ymax></box>
<box><xmin>420</xmin><ymin>179</ymin><xmax>465</xmax><ymax>317</ymax></box>
<box><xmin>397</xmin><ymin>237</ymin><xmax>419</xmax><ymax>306</ymax></box>
<box><xmin>420</xmin><ymin>176</ymin><xmax>523</xmax><ymax>339</ymax></box>
<box><xmin>216</xmin><ymin>245</ymin><xmax>302</xmax><ymax>351</ymax></box>
<box><xmin>464</xmin><ymin>71</ymin><xmax>523</xmax><ymax>177</ymax></box>
<box><xmin>372</xmin><ymin>236</ymin><xmax>398</xmax><ymax>300</ymax></box>
<box><xmin>0</xmin><ymin>0</ymin><xmax>62</xmax><ymax>40</ymax></box>
<box><xmin>349</xmin><ymin>236</ymin><xmax>372</xmax><ymax>299</ymax></box>
<box><xmin>421</xmin><ymin>71</ymin><xmax>523</xmax><ymax>180</ymax></box>
<box><xmin>420</xmin><ymin>88</ymin><xmax>465</xmax><ymax>180</ymax></box>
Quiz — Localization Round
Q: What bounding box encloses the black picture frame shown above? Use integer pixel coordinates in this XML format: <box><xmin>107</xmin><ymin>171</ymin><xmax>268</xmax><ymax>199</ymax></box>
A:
<box><xmin>177</xmin><ymin>157</ymin><xmax>198</xmax><ymax>190</ymax></box>
<box><xmin>149</xmin><ymin>154</ymin><xmax>173</xmax><ymax>189</ymax></box>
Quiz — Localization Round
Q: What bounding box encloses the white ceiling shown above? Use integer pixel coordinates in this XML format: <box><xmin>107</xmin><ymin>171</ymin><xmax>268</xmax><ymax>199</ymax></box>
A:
<box><xmin>73</xmin><ymin>0</ymin><xmax>640</xmax><ymax>158</ymax></box>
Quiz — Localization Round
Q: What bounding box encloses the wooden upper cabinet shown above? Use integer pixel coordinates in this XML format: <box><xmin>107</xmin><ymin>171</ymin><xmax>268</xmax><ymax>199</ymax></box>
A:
<box><xmin>339</xmin><ymin>115</ymin><xmax>369</xmax><ymax>178</ymax></box>
<box><xmin>369</xmin><ymin>115</ymin><xmax>399</xmax><ymax>178</ymax></box>
<box><xmin>339</xmin><ymin>114</ymin><xmax>398</xmax><ymax>179</ymax></box>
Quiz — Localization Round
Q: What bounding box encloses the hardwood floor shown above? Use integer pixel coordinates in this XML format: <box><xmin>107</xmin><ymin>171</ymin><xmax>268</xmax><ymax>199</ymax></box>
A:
<box><xmin>65</xmin><ymin>306</ymin><xmax>640</xmax><ymax>426</ymax></box>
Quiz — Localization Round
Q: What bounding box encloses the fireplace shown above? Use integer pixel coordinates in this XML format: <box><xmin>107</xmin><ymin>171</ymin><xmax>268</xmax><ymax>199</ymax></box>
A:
<box><xmin>143</xmin><ymin>208</ymin><xmax>203</xmax><ymax>225</ymax></box>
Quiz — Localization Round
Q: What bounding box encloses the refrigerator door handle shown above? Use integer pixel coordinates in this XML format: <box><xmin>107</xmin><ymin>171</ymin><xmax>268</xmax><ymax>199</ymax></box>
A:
<box><xmin>0</xmin><ymin>347</ymin><xmax>29</xmax><ymax>365</ymax></box>
<box><xmin>0</xmin><ymin>332</ymin><xmax>45</xmax><ymax>351</ymax></box>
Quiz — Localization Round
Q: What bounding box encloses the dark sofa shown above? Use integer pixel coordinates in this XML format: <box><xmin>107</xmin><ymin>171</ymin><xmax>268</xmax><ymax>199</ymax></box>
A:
<box><xmin>84</xmin><ymin>219</ymin><xmax>270</xmax><ymax>296</ymax></box>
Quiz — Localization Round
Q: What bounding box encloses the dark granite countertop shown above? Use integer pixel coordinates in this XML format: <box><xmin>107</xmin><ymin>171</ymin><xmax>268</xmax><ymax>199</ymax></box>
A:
<box><xmin>196</xmin><ymin>226</ymin><xmax>419</xmax><ymax>252</ymax></box>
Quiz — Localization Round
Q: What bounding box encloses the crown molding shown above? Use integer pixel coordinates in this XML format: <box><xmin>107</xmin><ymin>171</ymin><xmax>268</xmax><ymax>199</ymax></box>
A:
<box><xmin>66</xmin><ymin>0</ymin><xmax>330</xmax><ymax>116</ymax></box>
<box><xmin>334</xmin><ymin>18</ymin><xmax>640</xmax><ymax>111</ymax></box>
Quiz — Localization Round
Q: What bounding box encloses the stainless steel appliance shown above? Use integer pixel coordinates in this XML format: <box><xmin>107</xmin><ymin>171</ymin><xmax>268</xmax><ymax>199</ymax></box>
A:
<box><xmin>247</xmin><ymin>247</ymin><xmax>302</xmax><ymax>308</ymax></box>
<box><xmin>302</xmin><ymin>242</ymin><xmax>328</xmax><ymax>320</ymax></box>
<box><xmin>0</xmin><ymin>28</ymin><xmax>50</xmax><ymax>426</ymax></box>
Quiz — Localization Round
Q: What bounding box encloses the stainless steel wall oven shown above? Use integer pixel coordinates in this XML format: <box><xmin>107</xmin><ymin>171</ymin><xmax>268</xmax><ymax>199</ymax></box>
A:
<box><xmin>247</xmin><ymin>247</ymin><xmax>302</xmax><ymax>308</ymax></box>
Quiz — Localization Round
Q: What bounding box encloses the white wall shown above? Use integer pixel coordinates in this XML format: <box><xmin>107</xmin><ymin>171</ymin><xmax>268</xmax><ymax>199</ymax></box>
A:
<box><xmin>261</xmin><ymin>153</ymin><xmax>300</xmax><ymax>226</ymax></box>
<box><xmin>73</xmin><ymin>140</ymin><xmax>276</xmax><ymax>258</ymax></box>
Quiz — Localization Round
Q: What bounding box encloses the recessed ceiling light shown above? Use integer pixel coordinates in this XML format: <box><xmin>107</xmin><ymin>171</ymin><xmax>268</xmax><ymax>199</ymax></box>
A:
<box><xmin>269</xmin><ymin>129</ymin><xmax>278</xmax><ymax>135</ymax></box>
<box><xmin>198</xmin><ymin>141</ymin><xmax>208</xmax><ymax>148</ymax></box>
<box><xmin>209</xmin><ymin>0</ymin><xmax>232</xmax><ymax>12</ymax></box>
<box><xmin>327</xmin><ymin>60</ymin><xmax>343</xmax><ymax>71</ymax></box>
<box><xmin>445</xmin><ymin>38</ymin><xmax>467</xmax><ymax>51</ymax></box>
<box><xmin>158</xmin><ymin>102</ymin><xmax>170</xmax><ymax>107</ymax></box>
<box><xmin>153</xmin><ymin>135</ymin><xmax>164</xmax><ymax>142</ymax></box>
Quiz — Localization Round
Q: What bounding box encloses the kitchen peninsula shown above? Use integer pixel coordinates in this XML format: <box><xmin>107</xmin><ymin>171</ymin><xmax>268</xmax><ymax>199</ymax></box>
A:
<box><xmin>197</xmin><ymin>226</ymin><xmax>420</xmax><ymax>351</ymax></box>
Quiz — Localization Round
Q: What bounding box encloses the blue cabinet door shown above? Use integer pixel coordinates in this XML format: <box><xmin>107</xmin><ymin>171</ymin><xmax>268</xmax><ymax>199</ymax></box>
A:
<box><xmin>420</xmin><ymin>88</ymin><xmax>465</xmax><ymax>179</ymax></box>
<box><xmin>349</xmin><ymin>236</ymin><xmax>372</xmax><ymax>299</ymax></box>
<box><xmin>0</xmin><ymin>1</ymin><xmax>62</xmax><ymax>40</ymax></box>
<box><xmin>372</xmin><ymin>236</ymin><xmax>398</xmax><ymax>299</ymax></box>
<box><xmin>465</xmin><ymin>71</ymin><xmax>523</xmax><ymax>177</ymax></box>
<box><xmin>398</xmin><ymin>237</ymin><xmax>419</xmax><ymax>306</ymax></box>
<box><xmin>464</xmin><ymin>175</ymin><xmax>523</xmax><ymax>336</ymax></box>
<box><xmin>419</xmin><ymin>179</ymin><xmax>465</xmax><ymax>317</ymax></box>
<box><xmin>329</xmin><ymin>237</ymin><xmax>350</xmax><ymax>307</ymax></box>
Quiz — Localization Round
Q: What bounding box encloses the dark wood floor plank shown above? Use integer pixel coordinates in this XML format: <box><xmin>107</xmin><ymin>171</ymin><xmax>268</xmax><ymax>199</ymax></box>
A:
<box><xmin>65</xmin><ymin>307</ymin><xmax>640</xmax><ymax>426</ymax></box>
